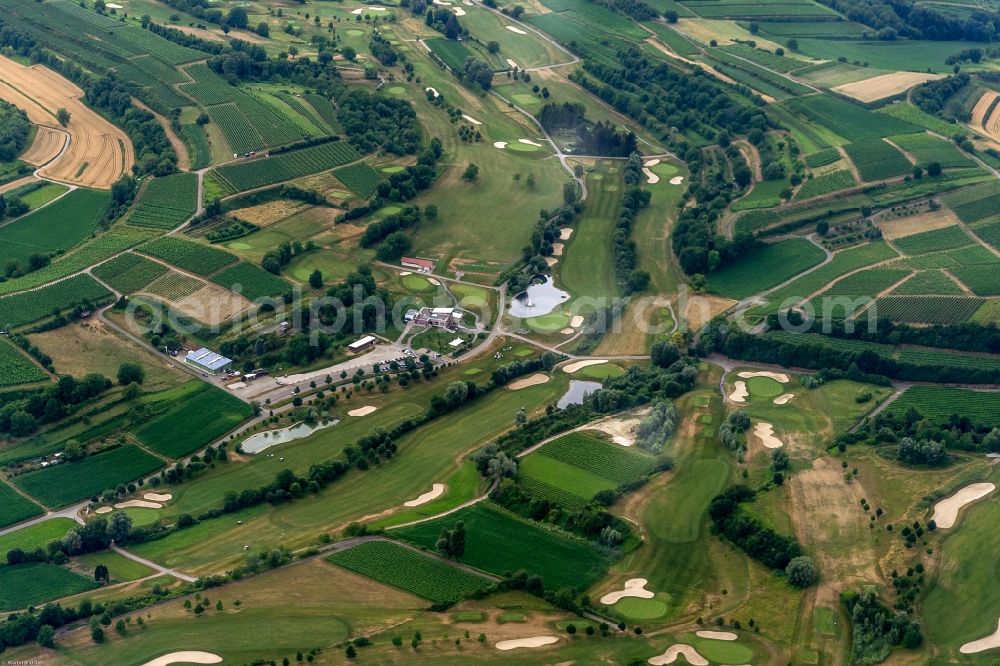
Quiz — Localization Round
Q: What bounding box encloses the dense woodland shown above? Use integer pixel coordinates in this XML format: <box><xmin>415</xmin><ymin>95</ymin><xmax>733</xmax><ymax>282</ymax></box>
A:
<box><xmin>0</xmin><ymin>101</ymin><xmax>30</xmax><ymax>162</ymax></box>
<box><xmin>816</xmin><ymin>0</ymin><xmax>1000</xmax><ymax>41</ymax></box>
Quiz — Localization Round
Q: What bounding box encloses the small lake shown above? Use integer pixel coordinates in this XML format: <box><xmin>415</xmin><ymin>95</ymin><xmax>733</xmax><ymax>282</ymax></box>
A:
<box><xmin>509</xmin><ymin>276</ymin><xmax>570</xmax><ymax>318</ymax></box>
<box><xmin>241</xmin><ymin>419</ymin><xmax>338</xmax><ymax>454</ymax></box>
<box><xmin>557</xmin><ymin>380</ymin><xmax>602</xmax><ymax>409</ymax></box>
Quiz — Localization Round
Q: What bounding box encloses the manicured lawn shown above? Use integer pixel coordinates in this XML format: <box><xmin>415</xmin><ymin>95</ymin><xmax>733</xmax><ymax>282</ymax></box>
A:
<box><xmin>746</xmin><ymin>375</ymin><xmax>784</xmax><ymax>398</ymax></box>
<box><xmin>135</xmin><ymin>382</ymin><xmax>254</xmax><ymax>458</ymax></box>
<box><xmin>0</xmin><ymin>518</ymin><xmax>76</xmax><ymax>561</ymax></box>
<box><xmin>709</xmin><ymin>239</ymin><xmax>826</xmax><ymax>299</ymax></box>
<box><xmin>327</xmin><ymin>540</ymin><xmax>491</xmax><ymax>602</ymax></box>
<box><xmin>391</xmin><ymin>502</ymin><xmax>610</xmax><ymax>590</ymax></box>
<box><xmin>613</xmin><ymin>596</ymin><xmax>668</xmax><ymax>619</ymax></box>
<box><xmin>559</xmin><ymin>163</ymin><xmax>622</xmax><ymax>300</ymax></box>
<box><xmin>75</xmin><ymin>550</ymin><xmax>156</xmax><ymax>582</ymax></box>
<box><xmin>0</xmin><ymin>562</ymin><xmax>98</xmax><ymax>611</ymax></box>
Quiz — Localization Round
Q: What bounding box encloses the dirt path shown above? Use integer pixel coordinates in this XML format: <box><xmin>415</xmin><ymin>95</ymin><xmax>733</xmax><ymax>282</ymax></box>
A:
<box><xmin>0</xmin><ymin>175</ymin><xmax>38</xmax><ymax>194</ymax></box>
<box><xmin>132</xmin><ymin>97</ymin><xmax>190</xmax><ymax>171</ymax></box>
<box><xmin>836</xmin><ymin>145</ymin><xmax>864</xmax><ymax>183</ymax></box>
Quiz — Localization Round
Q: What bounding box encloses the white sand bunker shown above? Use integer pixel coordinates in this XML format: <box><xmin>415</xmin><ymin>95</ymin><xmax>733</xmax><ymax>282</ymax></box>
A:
<box><xmin>931</xmin><ymin>482</ymin><xmax>995</xmax><ymax>529</ymax></box>
<box><xmin>669</xmin><ymin>176</ymin><xmax>684</xmax><ymax>185</ymax></box>
<box><xmin>428</xmin><ymin>277</ymin><xmax>441</xmax><ymax>285</ymax></box>
<box><xmin>644</xmin><ymin>158</ymin><xmax>660</xmax><ymax>167</ymax></box>
<box><xmin>493</xmin><ymin>141</ymin><xmax>508</xmax><ymax>149</ymax></box>
<box><xmin>461</xmin><ymin>114</ymin><xmax>482</xmax><ymax>125</ymax></box>
<box><xmin>425</xmin><ymin>87</ymin><xmax>440</xmax><ymax>98</ymax></box>
<box><xmin>399</xmin><ymin>271</ymin><xmax>412</xmax><ymax>276</ymax></box>
<box><xmin>519</xmin><ymin>138</ymin><xmax>543</xmax><ymax>147</ymax></box>
<box><xmin>563</xmin><ymin>359</ymin><xmax>606</xmax><ymax>374</ymax></box>
<box><xmin>560</xmin><ymin>328</ymin><xmax>574</xmax><ymax>335</ymax></box>
<box><xmin>648</xmin><ymin>645</ymin><xmax>708</xmax><ymax>665</ymax></box>
<box><xmin>753</xmin><ymin>422</ymin><xmax>784</xmax><ymax>449</ymax></box>
<box><xmin>642</xmin><ymin>167</ymin><xmax>659</xmax><ymax>184</ymax></box>
<box><xmin>94</xmin><ymin>506</ymin><xmax>112</xmax><ymax>514</ymax></box>
<box><xmin>348</xmin><ymin>405</ymin><xmax>378</xmax><ymax>417</ymax></box>
<box><xmin>508</xmin><ymin>373</ymin><xmax>550</xmax><ymax>390</ymax></box>
<box><xmin>961</xmin><ymin>617</ymin><xmax>1000</xmax><ymax>654</ymax></box>
<box><xmin>773</xmin><ymin>393</ymin><xmax>794</xmax><ymax>405</ymax></box>
<box><xmin>600</xmin><ymin>578</ymin><xmax>654</xmax><ymax>605</ymax></box>
<box><xmin>432</xmin><ymin>0</ymin><xmax>451</xmax><ymax>4</ymax></box>
<box><xmin>451</xmin><ymin>6</ymin><xmax>466</xmax><ymax>14</ymax></box>
<box><xmin>141</xmin><ymin>653</ymin><xmax>222</xmax><ymax>666</ymax></box>
<box><xmin>552</xmin><ymin>242</ymin><xmax>564</xmax><ymax>256</ymax></box>
<box><xmin>570</xmin><ymin>315</ymin><xmax>584</xmax><ymax>328</ymax></box>
<box><xmin>351</xmin><ymin>6</ymin><xmax>388</xmax><ymax>13</ymax></box>
<box><xmin>560</xmin><ymin>227</ymin><xmax>573</xmax><ymax>240</ymax></box>
<box><xmin>728</xmin><ymin>380</ymin><xmax>748</xmax><ymax>403</ymax></box>
<box><xmin>506</xmin><ymin>25</ymin><xmax>527</xmax><ymax>34</ymax></box>
<box><xmin>116</xmin><ymin>500</ymin><xmax>162</xmax><ymax>510</ymax></box>
<box><xmin>695</xmin><ymin>630</ymin><xmax>737</xmax><ymax>640</ymax></box>
<box><xmin>404</xmin><ymin>483</ymin><xmax>445</xmax><ymax>507</ymax></box>
<box><xmin>106</xmin><ymin>2</ymin><xmax>123</xmax><ymax>7</ymax></box>
<box><xmin>738</xmin><ymin>370</ymin><xmax>789</xmax><ymax>383</ymax></box>
<box><xmin>545</xmin><ymin>256</ymin><xmax>558</xmax><ymax>267</ymax></box>
<box><xmin>506</xmin><ymin>58</ymin><xmax>518</xmax><ymax>69</ymax></box>
<box><xmin>144</xmin><ymin>493</ymin><xmax>172</xmax><ymax>502</ymax></box>
<box><xmin>496</xmin><ymin>636</ymin><xmax>558</xmax><ymax>650</ymax></box>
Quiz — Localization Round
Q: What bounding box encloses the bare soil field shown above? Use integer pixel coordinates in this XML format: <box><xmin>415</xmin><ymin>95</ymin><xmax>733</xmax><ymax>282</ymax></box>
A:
<box><xmin>0</xmin><ymin>54</ymin><xmax>133</xmax><ymax>188</ymax></box>
<box><xmin>878</xmin><ymin>209</ymin><xmax>958</xmax><ymax>240</ymax></box>
<box><xmin>833</xmin><ymin>72</ymin><xmax>941</xmax><ymax>103</ymax></box>
<box><xmin>230</xmin><ymin>200</ymin><xmax>309</xmax><ymax>226</ymax></box>
<box><xmin>684</xmin><ymin>293</ymin><xmax>736</xmax><ymax>332</ymax></box>
<box><xmin>971</xmin><ymin>91</ymin><xmax>1000</xmax><ymax>135</ymax></box>
<box><xmin>19</xmin><ymin>126</ymin><xmax>66</xmax><ymax>167</ymax></box>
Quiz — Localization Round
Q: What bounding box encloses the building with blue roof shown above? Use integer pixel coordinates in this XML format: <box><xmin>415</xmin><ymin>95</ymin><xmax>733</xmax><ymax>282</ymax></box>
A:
<box><xmin>184</xmin><ymin>347</ymin><xmax>233</xmax><ymax>375</ymax></box>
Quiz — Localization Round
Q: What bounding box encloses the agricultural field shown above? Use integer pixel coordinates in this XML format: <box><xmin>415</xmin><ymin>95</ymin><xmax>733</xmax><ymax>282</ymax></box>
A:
<box><xmin>0</xmin><ymin>337</ymin><xmax>48</xmax><ymax>386</ymax></box>
<box><xmin>889</xmin><ymin>133</ymin><xmax>976</xmax><ymax>168</ymax></box>
<box><xmin>886</xmin><ymin>386</ymin><xmax>999</xmax><ymax>426</ymax></box>
<box><xmin>392</xmin><ymin>502</ymin><xmax>610</xmax><ymax>591</ymax></box>
<box><xmin>138</xmin><ymin>237</ymin><xmax>237</xmax><ymax>276</ymax></box>
<box><xmin>12</xmin><ymin>445</ymin><xmax>164</xmax><ymax>507</ymax></box>
<box><xmin>92</xmin><ymin>252</ymin><xmax>169</xmax><ymax>294</ymax></box>
<box><xmin>0</xmin><ymin>562</ymin><xmax>97</xmax><ymax>611</ymax></box>
<box><xmin>783</xmin><ymin>94</ymin><xmax>919</xmax><ymax>142</ymax></box>
<box><xmin>209</xmin><ymin>141</ymin><xmax>362</xmax><ymax>194</ymax></box>
<box><xmin>0</xmin><ymin>274</ymin><xmax>112</xmax><ymax>329</ymax></box>
<box><xmin>893</xmin><ymin>226</ymin><xmax>974</xmax><ymax>255</ymax></box>
<box><xmin>892</xmin><ymin>270</ymin><xmax>964</xmax><ymax>295</ymax></box>
<box><xmin>869</xmin><ymin>295</ymin><xmax>984</xmax><ymax>324</ymax></box>
<box><xmin>326</xmin><ymin>540</ymin><xmax>491</xmax><ymax>603</ymax></box>
<box><xmin>333</xmin><ymin>162</ymin><xmax>382</xmax><ymax>198</ymax></box>
<box><xmin>210</xmin><ymin>262</ymin><xmax>291</xmax><ymax>300</ymax></box>
<box><xmin>795</xmin><ymin>169</ymin><xmax>856</xmax><ymax>200</ymax></box>
<box><xmin>127</xmin><ymin>173</ymin><xmax>199</xmax><ymax>230</ymax></box>
<box><xmin>134</xmin><ymin>382</ymin><xmax>253</xmax><ymax>458</ymax></box>
<box><xmin>0</xmin><ymin>188</ymin><xmax>110</xmax><ymax>267</ymax></box>
<box><xmin>842</xmin><ymin>139</ymin><xmax>913</xmax><ymax>182</ymax></box>
<box><xmin>708</xmin><ymin>238</ymin><xmax>826</xmax><ymax>299</ymax></box>
<box><xmin>0</xmin><ymin>480</ymin><xmax>44</xmax><ymax>529</ymax></box>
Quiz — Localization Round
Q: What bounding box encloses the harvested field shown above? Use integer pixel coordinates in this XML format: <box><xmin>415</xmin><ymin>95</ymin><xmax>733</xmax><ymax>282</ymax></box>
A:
<box><xmin>230</xmin><ymin>200</ymin><xmax>308</xmax><ymax>226</ymax></box>
<box><xmin>139</xmin><ymin>278</ymin><xmax>253</xmax><ymax>324</ymax></box>
<box><xmin>971</xmin><ymin>91</ymin><xmax>1000</xmax><ymax>142</ymax></box>
<box><xmin>19</xmin><ymin>126</ymin><xmax>66</xmax><ymax>166</ymax></box>
<box><xmin>879</xmin><ymin>209</ymin><xmax>958</xmax><ymax>240</ymax></box>
<box><xmin>833</xmin><ymin>72</ymin><xmax>941</xmax><ymax>103</ymax></box>
<box><xmin>684</xmin><ymin>293</ymin><xmax>737</xmax><ymax>332</ymax></box>
<box><xmin>0</xmin><ymin>55</ymin><xmax>132</xmax><ymax>188</ymax></box>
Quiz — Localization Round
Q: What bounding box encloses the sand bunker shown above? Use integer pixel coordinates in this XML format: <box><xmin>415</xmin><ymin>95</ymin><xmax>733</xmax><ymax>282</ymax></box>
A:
<box><xmin>642</xmin><ymin>167</ymin><xmax>660</xmax><ymax>184</ymax></box>
<box><xmin>425</xmin><ymin>87</ymin><xmax>440</xmax><ymax>99</ymax></box>
<box><xmin>461</xmin><ymin>114</ymin><xmax>482</xmax><ymax>125</ymax></box>
<box><xmin>495</xmin><ymin>636</ymin><xmax>558</xmax><ymax>650</ymax></box>
<box><xmin>738</xmin><ymin>370</ymin><xmax>789</xmax><ymax>383</ymax></box>
<box><xmin>404</xmin><ymin>483</ymin><xmax>446</xmax><ymax>507</ymax></box>
<box><xmin>648</xmin><ymin>645</ymin><xmax>708</xmax><ymax>665</ymax></box>
<box><xmin>508</xmin><ymin>373</ymin><xmax>550</xmax><ymax>390</ymax></box>
<box><xmin>428</xmin><ymin>278</ymin><xmax>441</xmax><ymax>286</ymax></box>
<box><xmin>961</xmin><ymin>617</ymin><xmax>1000</xmax><ymax>654</ymax></box>
<box><xmin>451</xmin><ymin>6</ymin><xmax>466</xmax><ymax>14</ymax></box>
<box><xmin>773</xmin><ymin>393</ymin><xmax>794</xmax><ymax>405</ymax></box>
<box><xmin>600</xmin><ymin>578</ymin><xmax>654</xmax><ymax>605</ymax></box>
<box><xmin>728</xmin><ymin>381</ymin><xmax>748</xmax><ymax>403</ymax></box>
<box><xmin>560</xmin><ymin>328</ymin><xmax>574</xmax><ymax>334</ymax></box>
<box><xmin>544</xmin><ymin>256</ymin><xmax>558</xmax><ymax>267</ymax></box>
<box><xmin>115</xmin><ymin>500</ymin><xmax>162</xmax><ymax>510</ymax></box>
<box><xmin>348</xmin><ymin>405</ymin><xmax>378</xmax><ymax>417</ymax></box>
<box><xmin>669</xmin><ymin>176</ymin><xmax>684</xmax><ymax>185</ymax></box>
<box><xmin>493</xmin><ymin>141</ymin><xmax>508</xmax><ymax>148</ymax></box>
<box><xmin>695</xmin><ymin>630</ymin><xmax>737</xmax><ymax>640</ymax></box>
<box><xmin>753</xmin><ymin>422</ymin><xmax>784</xmax><ymax>449</ymax></box>
<box><xmin>94</xmin><ymin>506</ymin><xmax>112</xmax><ymax>514</ymax></box>
<box><xmin>931</xmin><ymin>482</ymin><xmax>995</xmax><ymax>529</ymax></box>
<box><xmin>644</xmin><ymin>158</ymin><xmax>661</xmax><ymax>167</ymax></box>
<box><xmin>506</xmin><ymin>25</ymin><xmax>527</xmax><ymax>35</ymax></box>
<box><xmin>563</xmin><ymin>359</ymin><xmax>607</xmax><ymax>374</ymax></box>
<box><xmin>519</xmin><ymin>138</ymin><xmax>543</xmax><ymax>147</ymax></box>
<box><xmin>570</xmin><ymin>315</ymin><xmax>585</xmax><ymax>328</ymax></box>
<box><xmin>507</xmin><ymin>58</ymin><xmax>518</xmax><ymax>69</ymax></box>
<box><xmin>560</xmin><ymin>228</ymin><xmax>573</xmax><ymax>240</ymax></box>
<box><xmin>144</xmin><ymin>493</ymin><xmax>173</xmax><ymax>502</ymax></box>
<box><xmin>552</xmin><ymin>242</ymin><xmax>564</xmax><ymax>256</ymax></box>
<box><xmin>141</xmin><ymin>653</ymin><xmax>222</xmax><ymax>666</ymax></box>
<box><xmin>351</xmin><ymin>6</ymin><xmax>388</xmax><ymax>13</ymax></box>
<box><xmin>399</xmin><ymin>271</ymin><xmax>412</xmax><ymax>276</ymax></box>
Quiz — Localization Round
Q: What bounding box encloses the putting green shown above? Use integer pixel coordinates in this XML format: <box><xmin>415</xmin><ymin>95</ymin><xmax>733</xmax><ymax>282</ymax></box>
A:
<box><xmin>614</xmin><ymin>597</ymin><xmax>667</xmax><ymax>620</ymax></box>
<box><xmin>513</xmin><ymin>346</ymin><xmax>534</xmax><ymax>357</ymax></box>
<box><xmin>463</xmin><ymin>367</ymin><xmax>483</xmax><ymax>376</ymax></box>
<box><xmin>374</xmin><ymin>205</ymin><xmax>402</xmax><ymax>219</ymax></box>
<box><xmin>226</xmin><ymin>242</ymin><xmax>253</xmax><ymax>250</ymax></box>
<box><xmin>381</xmin><ymin>165</ymin><xmax>406</xmax><ymax>173</ymax></box>
<box><xmin>651</xmin><ymin>162</ymin><xmax>680</xmax><ymax>178</ymax></box>
<box><xmin>579</xmin><ymin>363</ymin><xmax>625</xmax><ymax>379</ymax></box>
<box><xmin>694</xmin><ymin>639</ymin><xmax>754</xmax><ymax>664</ymax></box>
<box><xmin>507</xmin><ymin>142</ymin><xmax>540</xmax><ymax>152</ymax></box>
<box><xmin>512</xmin><ymin>93</ymin><xmax>539</xmax><ymax>105</ymax></box>
<box><xmin>527</xmin><ymin>312</ymin><xmax>569</xmax><ymax>332</ymax></box>
<box><xmin>346</xmin><ymin>29</ymin><xmax>364</xmax><ymax>36</ymax></box>
<box><xmin>385</xmin><ymin>86</ymin><xmax>406</xmax><ymax>96</ymax></box>
<box><xmin>401</xmin><ymin>274</ymin><xmax>434</xmax><ymax>292</ymax></box>
<box><xmin>746</xmin><ymin>375</ymin><xmax>783</xmax><ymax>398</ymax></box>
<box><xmin>497</xmin><ymin>612</ymin><xmax>526</xmax><ymax>623</ymax></box>
<box><xmin>449</xmin><ymin>283</ymin><xmax>489</xmax><ymax>308</ymax></box>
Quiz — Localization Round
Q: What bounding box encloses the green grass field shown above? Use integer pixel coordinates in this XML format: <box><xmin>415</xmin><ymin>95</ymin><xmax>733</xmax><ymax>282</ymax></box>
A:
<box><xmin>709</xmin><ymin>238</ymin><xmax>826</xmax><ymax>299</ymax></box>
<box><xmin>0</xmin><ymin>188</ymin><xmax>110</xmax><ymax>267</ymax></box>
<box><xmin>0</xmin><ymin>562</ymin><xmax>97</xmax><ymax>611</ymax></box>
<box><xmin>885</xmin><ymin>386</ymin><xmax>1000</xmax><ymax>426</ymax></box>
<box><xmin>0</xmin><ymin>480</ymin><xmax>45</xmax><ymax>527</ymax></box>
<box><xmin>135</xmin><ymin>382</ymin><xmax>254</xmax><ymax>458</ymax></box>
<box><xmin>0</xmin><ymin>518</ymin><xmax>76</xmax><ymax>561</ymax></box>
<box><xmin>75</xmin><ymin>549</ymin><xmax>155</xmax><ymax>582</ymax></box>
<box><xmin>391</xmin><ymin>502</ymin><xmax>609</xmax><ymax>591</ymax></box>
<box><xmin>12</xmin><ymin>445</ymin><xmax>164</xmax><ymax>507</ymax></box>
<box><xmin>556</xmin><ymin>163</ymin><xmax>622</xmax><ymax>300</ymax></box>
<box><xmin>326</xmin><ymin>540</ymin><xmax>491</xmax><ymax>602</ymax></box>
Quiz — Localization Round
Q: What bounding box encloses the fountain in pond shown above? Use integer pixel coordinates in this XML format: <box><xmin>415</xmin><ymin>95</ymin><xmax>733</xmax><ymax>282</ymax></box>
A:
<box><xmin>508</xmin><ymin>276</ymin><xmax>570</xmax><ymax>318</ymax></box>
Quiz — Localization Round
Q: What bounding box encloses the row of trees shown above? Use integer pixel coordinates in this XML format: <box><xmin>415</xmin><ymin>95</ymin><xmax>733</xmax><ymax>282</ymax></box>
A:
<box><xmin>614</xmin><ymin>154</ymin><xmax>652</xmax><ymax>293</ymax></box>
<box><xmin>0</xmin><ymin>100</ymin><xmax>31</xmax><ymax>161</ymax></box>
